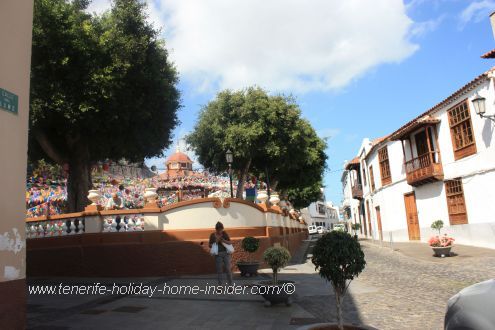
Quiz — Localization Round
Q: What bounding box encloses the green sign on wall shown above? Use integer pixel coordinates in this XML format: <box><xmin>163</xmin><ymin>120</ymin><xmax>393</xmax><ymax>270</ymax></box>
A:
<box><xmin>0</xmin><ymin>88</ymin><xmax>19</xmax><ymax>115</ymax></box>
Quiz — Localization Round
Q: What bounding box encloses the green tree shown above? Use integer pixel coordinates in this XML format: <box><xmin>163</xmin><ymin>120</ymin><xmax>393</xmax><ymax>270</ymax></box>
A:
<box><xmin>286</xmin><ymin>181</ymin><xmax>324</xmax><ymax>209</ymax></box>
<box><xmin>312</xmin><ymin>231</ymin><xmax>366</xmax><ymax>330</ymax></box>
<box><xmin>250</xmin><ymin>96</ymin><xmax>327</xmax><ymax>207</ymax></box>
<box><xmin>187</xmin><ymin>87</ymin><xmax>269</xmax><ymax>198</ymax></box>
<box><xmin>30</xmin><ymin>0</ymin><xmax>180</xmax><ymax>211</ymax></box>
<box><xmin>431</xmin><ymin>220</ymin><xmax>444</xmax><ymax>236</ymax></box>
<box><xmin>187</xmin><ymin>87</ymin><xmax>326</xmax><ymax>203</ymax></box>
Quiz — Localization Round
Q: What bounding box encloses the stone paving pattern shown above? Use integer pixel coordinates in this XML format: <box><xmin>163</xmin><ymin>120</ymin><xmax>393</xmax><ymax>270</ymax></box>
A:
<box><xmin>27</xmin><ymin>239</ymin><xmax>495</xmax><ymax>330</ymax></box>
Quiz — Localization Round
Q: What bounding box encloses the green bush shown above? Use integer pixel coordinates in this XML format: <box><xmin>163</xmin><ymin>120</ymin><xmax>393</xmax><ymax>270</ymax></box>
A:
<box><xmin>431</xmin><ymin>220</ymin><xmax>444</xmax><ymax>235</ymax></box>
<box><xmin>263</xmin><ymin>246</ymin><xmax>291</xmax><ymax>284</ymax></box>
<box><xmin>312</xmin><ymin>231</ymin><xmax>366</xmax><ymax>330</ymax></box>
<box><xmin>241</xmin><ymin>236</ymin><xmax>260</xmax><ymax>262</ymax></box>
<box><xmin>351</xmin><ymin>223</ymin><xmax>360</xmax><ymax>236</ymax></box>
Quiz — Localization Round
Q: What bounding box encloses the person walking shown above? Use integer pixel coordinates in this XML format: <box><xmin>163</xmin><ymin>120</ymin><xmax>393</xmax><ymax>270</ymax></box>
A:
<box><xmin>209</xmin><ymin>221</ymin><xmax>233</xmax><ymax>285</ymax></box>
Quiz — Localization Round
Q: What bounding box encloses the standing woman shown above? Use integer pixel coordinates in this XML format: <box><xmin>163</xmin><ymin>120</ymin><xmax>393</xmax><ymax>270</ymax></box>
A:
<box><xmin>209</xmin><ymin>221</ymin><xmax>233</xmax><ymax>285</ymax></box>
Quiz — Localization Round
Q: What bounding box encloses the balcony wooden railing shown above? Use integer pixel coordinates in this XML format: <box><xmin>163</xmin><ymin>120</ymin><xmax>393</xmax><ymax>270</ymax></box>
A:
<box><xmin>351</xmin><ymin>181</ymin><xmax>363</xmax><ymax>199</ymax></box>
<box><xmin>404</xmin><ymin>151</ymin><xmax>443</xmax><ymax>186</ymax></box>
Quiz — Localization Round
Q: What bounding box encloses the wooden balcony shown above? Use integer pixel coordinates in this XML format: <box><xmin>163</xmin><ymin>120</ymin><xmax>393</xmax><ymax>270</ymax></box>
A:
<box><xmin>351</xmin><ymin>182</ymin><xmax>363</xmax><ymax>199</ymax></box>
<box><xmin>405</xmin><ymin>152</ymin><xmax>443</xmax><ymax>186</ymax></box>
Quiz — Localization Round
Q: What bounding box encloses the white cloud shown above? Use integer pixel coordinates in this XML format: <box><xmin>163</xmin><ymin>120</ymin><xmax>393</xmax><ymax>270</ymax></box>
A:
<box><xmin>459</xmin><ymin>0</ymin><xmax>495</xmax><ymax>28</ymax></box>
<box><xmin>317</xmin><ymin>128</ymin><xmax>341</xmax><ymax>140</ymax></box>
<box><xmin>410</xmin><ymin>15</ymin><xmax>445</xmax><ymax>37</ymax></box>
<box><xmin>88</xmin><ymin>0</ymin><xmax>419</xmax><ymax>93</ymax></box>
<box><xmin>86</xmin><ymin>0</ymin><xmax>111</xmax><ymax>15</ymax></box>
<box><xmin>162</xmin><ymin>0</ymin><xmax>418</xmax><ymax>93</ymax></box>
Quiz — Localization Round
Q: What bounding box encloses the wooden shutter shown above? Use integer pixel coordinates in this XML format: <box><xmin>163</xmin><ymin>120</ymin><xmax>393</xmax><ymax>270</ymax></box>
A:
<box><xmin>378</xmin><ymin>147</ymin><xmax>392</xmax><ymax>186</ymax></box>
<box><xmin>445</xmin><ymin>178</ymin><xmax>468</xmax><ymax>225</ymax></box>
<box><xmin>447</xmin><ymin>100</ymin><xmax>477</xmax><ymax>160</ymax></box>
<box><xmin>369</xmin><ymin>165</ymin><xmax>375</xmax><ymax>192</ymax></box>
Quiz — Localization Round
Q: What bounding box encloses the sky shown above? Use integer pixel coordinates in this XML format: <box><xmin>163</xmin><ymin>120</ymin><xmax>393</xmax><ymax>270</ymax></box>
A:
<box><xmin>88</xmin><ymin>0</ymin><xmax>495</xmax><ymax>205</ymax></box>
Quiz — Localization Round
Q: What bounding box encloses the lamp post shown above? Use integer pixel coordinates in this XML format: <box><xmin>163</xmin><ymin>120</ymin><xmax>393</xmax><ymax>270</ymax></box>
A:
<box><xmin>226</xmin><ymin>149</ymin><xmax>234</xmax><ymax>198</ymax></box>
<box><xmin>472</xmin><ymin>93</ymin><xmax>495</xmax><ymax>121</ymax></box>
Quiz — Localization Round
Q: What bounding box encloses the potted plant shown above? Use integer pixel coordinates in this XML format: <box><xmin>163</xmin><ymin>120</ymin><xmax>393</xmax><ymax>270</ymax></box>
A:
<box><xmin>351</xmin><ymin>223</ymin><xmax>361</xmax><ymax>239</ymax></box>
<box><xmin>257</xmin><ymin>246</ymin><xmax>294</xmax><ymax>306</ymax></box>
<box><xmin>428</xmin><ymin>235</ymin><xmax>455</xmax><ymax>257</ymax></box>
<box><xmin>308</xmin><ymin>231</ymin><xmax>368</xmax><ymax>330</ymax></box>
<box><xmin>428</xmin><ymin>220</ymin><xmax>454</xmax><ymax>257</ymax></box>
<box><xmin>237</xmin><ymin>236</ymin><xmax>261</xmax><ymax>277</ymax></box>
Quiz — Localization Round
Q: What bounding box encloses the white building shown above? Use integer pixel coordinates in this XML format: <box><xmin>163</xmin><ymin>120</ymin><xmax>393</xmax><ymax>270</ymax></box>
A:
<box><xmin>342</xmin><ymin>66</ymin><xmax>495</xmax><ymax>249</ymax></box>
<box><xmin>301</xmin><ymin>189</ymin><xmax>341</xmax><ymax>230</ymax></box>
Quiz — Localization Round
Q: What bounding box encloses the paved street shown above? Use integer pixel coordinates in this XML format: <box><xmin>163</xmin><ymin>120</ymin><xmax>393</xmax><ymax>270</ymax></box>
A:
<box><xmin>27</xmin><ymin>240</ymin><xmax>495</xmax><ymax>330</ymax></box>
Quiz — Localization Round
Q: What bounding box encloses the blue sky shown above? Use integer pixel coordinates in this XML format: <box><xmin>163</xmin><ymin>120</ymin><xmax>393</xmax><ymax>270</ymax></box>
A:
<box><xmin>89</xmin><ymin>0</ymin><xmax>495</xmax><ymax>205</ymax></box>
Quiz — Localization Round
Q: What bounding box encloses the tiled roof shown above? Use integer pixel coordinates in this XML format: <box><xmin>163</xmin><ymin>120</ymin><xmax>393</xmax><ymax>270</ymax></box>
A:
<box><xmin>371</xmin><ymin>135</ymin><xmax>389</xmax><ymax>147</ymax></box>
<box><xmin>345</xmin><ymin>157</ymin><xmax>360</xmax><ymax>170</ymax></box>
<box><xmin>166</xmin><ymin>151</ymin><xmax>192</xmax><ymax>164</ymax></box>
<box><xmin>390</xmin><ymin>115</ymin><xmax>440</xmax><ymax>140</ymax></box>
<box><xmin>366</xmin><ymin>135</ymin><xmax>391</xmax><ymax>156</ymax></box>
<box><xmin>481</xmin><ymin>49</ymin><xmax>495</xmax><ymax>59</ymax></box>
<box><xmin>389</xmin><ymin>67</ymin><xmax>495</xmax><ymax>141</ymax></box>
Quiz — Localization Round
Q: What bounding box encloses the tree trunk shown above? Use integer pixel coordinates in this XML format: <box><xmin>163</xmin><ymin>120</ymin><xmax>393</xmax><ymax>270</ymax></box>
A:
<box><xmin>66</xmin><ymin>142</ymin><xmax>92</xmax><ymax>212</ymax></box>
<box><xmin>271</xmin><ymin>179</ymin><xmax>278</xmax><ymax>192</ymax></box>
<box><xmin>335</xmin><ymin>290</ymin><xmax>344</xmax><ymax>330</ymax></box>
<box><xmin>273</xmin><ymin>269</ymin><xmax>278</xmax><ymax>285</ymax></box>
<box><xmin>235</xmin><ymin>159</ymin><xmax>251</xmax><ymax>199</ymax></box>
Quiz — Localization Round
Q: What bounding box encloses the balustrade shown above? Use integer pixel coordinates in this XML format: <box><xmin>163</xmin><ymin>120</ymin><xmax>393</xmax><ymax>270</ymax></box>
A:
<box><xmin>26</xmin><ymin>218</ymin><xmax>84</xmax><ymax>238</ymax></box>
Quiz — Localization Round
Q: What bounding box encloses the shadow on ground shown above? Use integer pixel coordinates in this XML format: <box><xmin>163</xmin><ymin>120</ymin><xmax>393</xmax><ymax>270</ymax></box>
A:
<box><xmin>26</xmin><ymin>238</ymin><xmax>367</xmax><ymax>330</ymax></box>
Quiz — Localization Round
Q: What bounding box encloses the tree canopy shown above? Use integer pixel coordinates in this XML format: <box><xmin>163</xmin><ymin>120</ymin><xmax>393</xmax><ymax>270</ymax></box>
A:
<box><xmin>30</xmin><ymin>0</ymin><xmax>180</xmax><ymax>211</ymax></box>
<box><xmin>187</xmin><ymin>87</ymin><xmax>327</xmax><ymax>207</ymax></box>
<box><xmin>312</xmin><ymin>231</ymin><xmax>366</xmax><ymax>329</ymax></box>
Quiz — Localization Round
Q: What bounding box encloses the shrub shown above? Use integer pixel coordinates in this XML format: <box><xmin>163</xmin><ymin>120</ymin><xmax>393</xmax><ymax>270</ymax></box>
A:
<box><xmin>431</xmin><ymin>220</ymin><xmax>444</xmax><ymax>236</ymax></box>
<box><xmin>263</xmin><ymin>246</ymin><xmax>291</xmax><ymax>284</ymax></box>
<box><xmin>312</xmin><ymin>231</ymin><xmax>366</xmax><ymax>330</ymax></box>
<box><xmin>241</xmin><ymin>236</ymin><xmax>260</xmax><ymax>262</ymax></box>
<box><xmin>351</xmin><ymin>223</ymin><xmax>361</xmax><ymax>235</ymax></box>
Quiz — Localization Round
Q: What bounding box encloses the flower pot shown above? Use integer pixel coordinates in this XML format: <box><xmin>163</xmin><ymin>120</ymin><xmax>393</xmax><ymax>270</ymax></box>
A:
<box><xmin>432</xmin><ymin>246</ymin><xmax>452</xmax><ymax>257</ymax></box>
<box><xmin>257</xmin><ymin>190</ymin><xmax>268</xmax><ymax>203</ymax></box>
<box><xmin>254</xmin><ymin>280</ymin><xmax>295</xmax><ymax>307</ymax></box>
<box><xmin>297</xmin><ymin>323</ymin><xmax>378</xmax><ymax>330</ymax></box>
<box><xmin>269</xmin><ymin>193</ymin><xmax>280</xmax><ymax>206</ymax></box>
<box><xmin>236</xmin><ymin>261</ymin><xmax>260</xmax><ymax>277</ymax></box>
<box><xmin>144</xmin><ymin>188</ymin><xmax>158</xmax><ymax>203</ymax></box>
<box><xmin>87</xmin><ymin>189</ymin><xmax>101</xmax><ymax>205</ymax></box>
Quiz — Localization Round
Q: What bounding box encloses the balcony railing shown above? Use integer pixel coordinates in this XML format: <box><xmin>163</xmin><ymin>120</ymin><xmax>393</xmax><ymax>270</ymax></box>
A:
<box><xmin>351</xmin><ymin>182</ymin><xmax>363</xmax><ymax>199</ymax></box>
<box><xmin>404</xmin><ymin>151</ymin><xmax>443</xmax><ymax>186</ymax></box>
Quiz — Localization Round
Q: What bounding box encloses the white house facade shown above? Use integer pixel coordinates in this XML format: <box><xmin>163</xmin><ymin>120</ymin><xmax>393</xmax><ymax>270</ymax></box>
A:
<box><xmin>342</xmin><ymin>67</ymin><xmax>495</xmax><ymax>249</ymax></box>
<box><xmin>301</xmin><ymin>189</ymin><xmax>340</xmax><ymax>230</ymax></box>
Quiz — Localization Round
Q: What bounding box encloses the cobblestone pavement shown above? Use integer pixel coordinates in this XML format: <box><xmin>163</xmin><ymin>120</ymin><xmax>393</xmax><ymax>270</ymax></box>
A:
<box><xmin>27</xmin><ymin>240</ymin><xmax>495</xmax><ymax>330</ymax></box>
<box><xmin>307</xmin><ymin>241</ymin><xmax>495</xmax><ymax>329</ymax></box>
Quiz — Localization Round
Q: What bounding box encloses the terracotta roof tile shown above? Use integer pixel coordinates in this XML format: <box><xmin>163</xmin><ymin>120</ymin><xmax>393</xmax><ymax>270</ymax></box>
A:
<box><xmin>481</xmin><ymin>49</ymin><xmax>495</xmax><ymax>59</ymax></box>
<box><xmin>345</xmin><ymin>157</ymin><xmax>360</xmax><ymax>170</ymax></box>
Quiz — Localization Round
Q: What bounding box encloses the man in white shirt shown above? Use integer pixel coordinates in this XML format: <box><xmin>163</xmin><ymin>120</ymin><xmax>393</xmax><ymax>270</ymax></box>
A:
<box><xmin>106</xmin><ymin>193</ymin><xmax>124</xmax><ymax>210</ymax></box>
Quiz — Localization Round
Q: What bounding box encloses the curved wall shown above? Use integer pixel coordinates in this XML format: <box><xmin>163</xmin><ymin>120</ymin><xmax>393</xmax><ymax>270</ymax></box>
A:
<box><xmin>26</xmin><ymin>198</ymin><xmax>308</xmax><ymax>277</ymax></box>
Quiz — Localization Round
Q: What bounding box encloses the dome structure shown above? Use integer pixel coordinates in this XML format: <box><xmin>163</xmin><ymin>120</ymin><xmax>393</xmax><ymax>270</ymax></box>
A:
<box><xmin>166</xmin><ymin>151</ymin><xmax>192</xmax><ymax>164</ymax></box>
<box><xmin>163</xmin><ymin>146</ymin><xmax>193</xmax><ymax>178</ymax></box>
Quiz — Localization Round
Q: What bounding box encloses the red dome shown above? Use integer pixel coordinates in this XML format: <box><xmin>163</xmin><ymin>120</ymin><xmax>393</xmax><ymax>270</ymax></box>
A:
<box><xmin>166</xmin><ymin>151</ymin><xmax>192</xmax><ymax>164</ymax></box>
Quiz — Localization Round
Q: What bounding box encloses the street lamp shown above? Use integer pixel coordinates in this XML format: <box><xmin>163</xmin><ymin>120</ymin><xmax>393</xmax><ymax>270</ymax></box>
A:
<box><xmin>225</xmin><ymin>149</ymin><xmax>234</xmax><ymax>198</ymax></box>
<box><xmin>472</xmin><ymin>93</ymin><xmax>495</xmax><ymax>121</ymax></box>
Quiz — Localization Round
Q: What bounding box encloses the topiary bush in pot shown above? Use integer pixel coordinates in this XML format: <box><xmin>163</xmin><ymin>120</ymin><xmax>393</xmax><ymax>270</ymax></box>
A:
<box><xmin>237</xmin><ymin>236</ymin><xmax>261</xmax><ymax>276</ymax></box>
<box><xmin>312</xmin><ymin>231</ymin><xmax>366</xmax><ymax>330</ymax></box>
<box><xmin>351</xmin><ymin>223</ymin><xmax>361</xmax><ymax>238</ymax></box>
<box><xmin>263</xmin><ymin>246</ymin><xmax>291</xmax><ymax>284</ymax></box>
<box><xmin>258</xmin><ymin>246</ymin><xmax>294</xmax><ymax>306</ymax></box>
